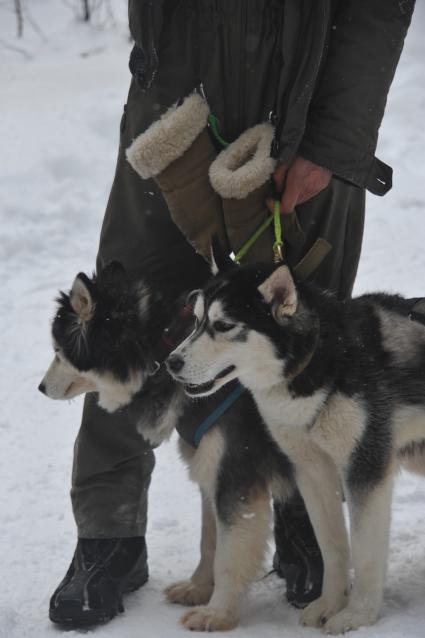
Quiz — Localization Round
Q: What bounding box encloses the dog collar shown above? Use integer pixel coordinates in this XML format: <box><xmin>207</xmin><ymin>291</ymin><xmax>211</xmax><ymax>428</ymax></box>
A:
<box><xmin>152</xmin><ymin>302</ymin><xmax>195</xmax><ymax>367</ymax></box>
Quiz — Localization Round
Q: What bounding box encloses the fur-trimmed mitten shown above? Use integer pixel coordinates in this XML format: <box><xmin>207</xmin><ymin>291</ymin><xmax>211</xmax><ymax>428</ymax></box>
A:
<box><xmin>209</xmin><ymin>124</ymin><xmax>330</xmax><ymax>274</ymax></box>
<box><xmin>126</xmin><ymin>93</ymin><xmax>228</xmax><ymax>261</ymax></box>
<box><xmin>209</xmin><ymin>123</ymin><xmax>277</xmax><ymax>264</ymax></box>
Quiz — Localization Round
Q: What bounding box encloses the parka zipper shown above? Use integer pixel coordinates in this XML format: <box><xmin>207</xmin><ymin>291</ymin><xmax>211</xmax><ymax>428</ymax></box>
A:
<box><xmin>273</xmin><ymin>2</ymin><xmax>329</xmax><ymax>160</ymax></box>
<box><xmin>237</xmin><ymin>0</ymin><xmax>248</xmax><ymax>137</ymax></box>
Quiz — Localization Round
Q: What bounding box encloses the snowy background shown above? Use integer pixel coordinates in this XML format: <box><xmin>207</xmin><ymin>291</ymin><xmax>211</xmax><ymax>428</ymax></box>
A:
<box><xmin>1</xmin><ymin>2</ymin><xmax>425</xmax><ymax>637</ymax></box>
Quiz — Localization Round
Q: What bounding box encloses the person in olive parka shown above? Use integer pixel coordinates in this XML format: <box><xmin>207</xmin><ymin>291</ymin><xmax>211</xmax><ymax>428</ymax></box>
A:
<box><xmin>48</xmin><ymin>0</ymin><xmax>416</xmax><ymax>628</ymax></box>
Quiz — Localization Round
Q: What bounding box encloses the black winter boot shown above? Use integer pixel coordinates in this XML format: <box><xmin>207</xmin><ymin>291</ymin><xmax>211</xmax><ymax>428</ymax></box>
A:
<box><xmin>273</xmin><ymin>494</ymin><xmax>323</xmax><ymax>608</ymax></box>
<box><xmin>49</xmin><ymin>537</ymin><xmax>148</xmax><ymax>627</ymax></box>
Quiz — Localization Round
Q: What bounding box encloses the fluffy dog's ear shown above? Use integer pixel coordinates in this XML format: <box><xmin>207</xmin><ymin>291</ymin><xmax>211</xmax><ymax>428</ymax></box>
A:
<box><xmin>100</xmin><ymin>260</ymin><xmax>127</xmax><ymax>281</ymax></box>
<box><xmin>70</xmin><ymin>273</ymin><xmax>95</xmax><ymax>323</ymax></box>
<box><xmin>210</xmin><ymin>234</ymin><xmax>236</xmax><ymax>275</ymax></box>
<box><xmin>258</xmin><ymin>265</ymin><xmax>297</xmax><ymax>321</ymax></box>
<box><xmin>97</xmin><ymin>260</ymin><xmax>128</xmax><ymax>292</ymax></box>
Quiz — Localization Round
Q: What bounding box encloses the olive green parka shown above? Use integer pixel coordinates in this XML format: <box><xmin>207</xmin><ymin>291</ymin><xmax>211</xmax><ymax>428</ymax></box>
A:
<box><xmin>128</xmin><ymin>0</ymin><xmax>415</xmax><ymax>195</ymax></box>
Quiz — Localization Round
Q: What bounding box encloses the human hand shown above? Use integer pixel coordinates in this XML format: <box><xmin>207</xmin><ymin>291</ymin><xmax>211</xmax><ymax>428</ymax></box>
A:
<box><xmin>268</xmin><ymin>156</ymin><xmax>332</xmax><ymax>214</ymax></box>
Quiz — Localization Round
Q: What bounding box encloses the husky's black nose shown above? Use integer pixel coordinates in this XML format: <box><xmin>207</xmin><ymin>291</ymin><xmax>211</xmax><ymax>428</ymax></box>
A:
<box><xmin>167</xmin><ymin>354</ymin><xmax>185</xmax><ymax>374</ymax></box>
<box><xmin>38</xmin><ymin>382</ymin><xmax>47</xmax><ymax>395</ymax></box>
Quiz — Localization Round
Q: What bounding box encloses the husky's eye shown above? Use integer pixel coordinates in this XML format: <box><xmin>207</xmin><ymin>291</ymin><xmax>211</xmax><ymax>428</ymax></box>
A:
<box><xmin>213</xmin><ymin>320</ymin><xmax>235</xmax><ymax>333</ymax></box>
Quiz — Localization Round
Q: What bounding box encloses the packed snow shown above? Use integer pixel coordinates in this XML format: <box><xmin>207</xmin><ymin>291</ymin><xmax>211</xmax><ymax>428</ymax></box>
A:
<box><xmin>1</xmin><ymin>2</ymin><xmax>425</xmax><ymax>637</ymax></box>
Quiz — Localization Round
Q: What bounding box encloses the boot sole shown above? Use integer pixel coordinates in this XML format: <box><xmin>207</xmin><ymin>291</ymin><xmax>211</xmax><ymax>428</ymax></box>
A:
<box><xmin>49</xmin><ymin>609</ymin><xmax>116</xmax><ymax>628</ymax></box>
<box><xmin>49</xmin><ymin>566</ymin><xmax>148</xmax><ymax>628</ymax></box>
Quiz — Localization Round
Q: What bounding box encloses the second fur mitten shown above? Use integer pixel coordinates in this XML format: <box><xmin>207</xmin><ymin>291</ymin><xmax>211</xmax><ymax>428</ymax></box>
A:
<box><xmin>209</xmin><ymin>123</ymin><xmax>276</xmax><ymax>264</ymax></box>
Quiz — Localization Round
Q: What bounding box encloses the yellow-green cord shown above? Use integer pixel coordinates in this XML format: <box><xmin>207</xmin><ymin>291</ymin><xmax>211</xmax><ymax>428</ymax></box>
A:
<box><xmin>208</xmin><ymin>112</ymin><xmax>283</xmax><ymax>264</ymax></box>
<box><xmin>234</xmin><ymin>215</ymin><xmax>274</xmax><ymax>263</ymax></box>
<box><xmin>272</xmin><ymin>199</ymin><xmax>283</xmax><ymax>262</ymax></box>
<box><xmin>234</xmin><ymin>200</ymin><xmax>284</xmax><ymax>264</ymax></box>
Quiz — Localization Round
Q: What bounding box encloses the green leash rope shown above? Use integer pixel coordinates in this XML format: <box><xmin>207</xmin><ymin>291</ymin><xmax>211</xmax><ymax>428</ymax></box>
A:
<box><xmin>233</xmin><ymin>215</ymin><xmax>273</xmax><ymax>262</ymax></box>
<box><xmin>208</xmin><ymin>114</ymin><xmax>284</xmax><ymax>264</ymax></box>
<box><xmin>208</xmin><ymin>114</ymin><xmax>230</xmax><ymax>149</ymax></box>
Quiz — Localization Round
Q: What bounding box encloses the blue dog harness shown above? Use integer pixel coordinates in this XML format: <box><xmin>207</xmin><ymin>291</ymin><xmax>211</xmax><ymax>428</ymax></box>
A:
<box><xmin>172</xmin><ymin>379</ymin><xmax>246</xmax><ymax>449</ymax></box>
<box><xmin>192</xmin><ymin>383</ymin><xmax>246</xmax><ymax>448</ymax></box>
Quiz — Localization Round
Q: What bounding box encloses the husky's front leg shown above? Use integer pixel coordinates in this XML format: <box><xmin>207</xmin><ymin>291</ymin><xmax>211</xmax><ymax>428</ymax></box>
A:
<box><xmin>181</xmin><ymin>489</ymin><xmax>271</xmax><ymax>631</ymax></box>
<box><xmin>294</xmin><ymin>450</ymin><xmax>350</xmax><ymax>629</ymax></box>
<box><xmin>165</xmin><ymin>490</ymin><xmax>216</xmax><ymax>606</ymax></box>
<box><xmin>323</xmin><ymin>475</ymin><xmax>394</xmax><ymax>635</ymax></box>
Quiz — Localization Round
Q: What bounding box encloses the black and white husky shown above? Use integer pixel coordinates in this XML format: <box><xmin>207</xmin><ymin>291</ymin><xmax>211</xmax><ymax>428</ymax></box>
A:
<box><xmin>39</xmin><ymin>261</ymin><xmax>296</xmax><ymax>632</ymax></box>
<box><xmin>167</xmin><ymin>256</ymin><xmax>425</xmax><ymax>634</ymax></box>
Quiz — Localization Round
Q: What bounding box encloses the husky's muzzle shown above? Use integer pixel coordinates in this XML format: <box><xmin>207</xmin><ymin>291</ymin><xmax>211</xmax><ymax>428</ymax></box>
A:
<box><xmin>166</xmin><ymin>353</ymin><xmax>236</xmax><ymax>397</ymax></box>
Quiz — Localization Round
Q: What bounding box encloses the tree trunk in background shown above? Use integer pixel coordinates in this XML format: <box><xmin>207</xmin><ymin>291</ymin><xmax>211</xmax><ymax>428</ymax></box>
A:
<box><xmin>14</xmin><ymin>0</ymin><xmax>23</xmax><ymax>37</ymax></box>
<box><xmin>83</xmin><ymin>0</ymin><xmax>90</xmax><ymax>22</ymax></box>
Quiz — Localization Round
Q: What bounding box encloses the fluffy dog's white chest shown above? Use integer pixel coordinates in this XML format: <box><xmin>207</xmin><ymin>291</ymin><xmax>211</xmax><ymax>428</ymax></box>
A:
<box><xmin>250</xmin><ymin>386</ymin><xmax>327</xmax><ymax>458</ymax></box>
<box><xmin>254</xmin><ymin>385</ymin><xmax>326</xmax><ymax>430</ymax></box>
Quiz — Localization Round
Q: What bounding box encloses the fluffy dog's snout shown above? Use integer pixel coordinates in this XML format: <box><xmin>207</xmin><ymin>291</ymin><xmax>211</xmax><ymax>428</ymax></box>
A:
<box><xmin>38</xmin><ymin>382</ymin><xmax>47</xmax><ymax>395</ymax></box>
<box><xmin>167</xmin><ymin>353</ymin><xmax>185</xmax><ymax>374</ymax></box>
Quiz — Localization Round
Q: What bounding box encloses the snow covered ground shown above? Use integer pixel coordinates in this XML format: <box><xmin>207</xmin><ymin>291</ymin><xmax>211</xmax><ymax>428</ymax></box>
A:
<box><xmin>1</xmin><ymin>2</ymin><xmax>425</xmax><ymax>637</ymax></box>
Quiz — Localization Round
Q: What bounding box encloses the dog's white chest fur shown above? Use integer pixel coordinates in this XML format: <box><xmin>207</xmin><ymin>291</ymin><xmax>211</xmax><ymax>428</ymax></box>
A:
<box><xmin>252</xmin><ymin>386</ymin><xmax>368</xmax><ymax>469</ymax></box>
<box><xmin>257</xmin><ymin>385</ymin><xmax>326</xmax><ymax>428</ymax></box>
<box><xmin>249</xmin><ymin>385</ymin><xmax>325</xmax><ymax>459</ymax></box>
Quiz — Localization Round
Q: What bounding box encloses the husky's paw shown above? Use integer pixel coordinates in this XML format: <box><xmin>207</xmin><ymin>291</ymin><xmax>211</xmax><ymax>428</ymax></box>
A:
<box><xmin>300</xmin><ymin>594</ymin><xmax>348</xmax><ymax>628</ymax></box>
<box><xmin>322</xmin><ymin>606</ymin><xmax>379</xmax><ymax>635</ymax></box>
<box><xmin>164</xmin><ymin>580</ymin><xmax>213</xmax><ymax>607</ymax></box>
<box><xmin>180</xmin><ymin>606</ymin><xmax>239</xmax><ymax>632</ymax></box>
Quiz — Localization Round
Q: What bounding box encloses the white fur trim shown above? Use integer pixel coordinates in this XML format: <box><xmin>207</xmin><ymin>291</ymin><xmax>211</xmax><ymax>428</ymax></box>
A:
<box><xmin>126</xmin><ymin>93</ymin><xmax>210</xmax><ymax>179</ymax></box>
<box><xmin>209</xmin><ymin>123</ymin><xmax>276</xmax><ymax>199</ymax></box>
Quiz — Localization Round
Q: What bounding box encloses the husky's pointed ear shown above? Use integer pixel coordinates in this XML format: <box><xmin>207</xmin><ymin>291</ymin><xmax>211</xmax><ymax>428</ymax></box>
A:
<box><xmin>258</xmin><ymin>265</ymin><xmax>297</xmax><ymax>321</ymax></box>
<box><xmin>70</xmin><ymin>273</ymin><xmax>95</xmax><ymax>322</ymax></box>
<box><xmin>210</xmin><ymin>234</ymin><xmax>236</xmax><ymax>275</ymax></box>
